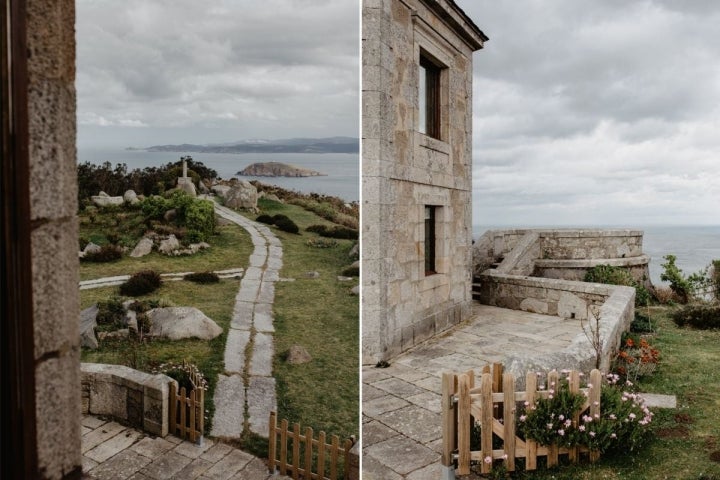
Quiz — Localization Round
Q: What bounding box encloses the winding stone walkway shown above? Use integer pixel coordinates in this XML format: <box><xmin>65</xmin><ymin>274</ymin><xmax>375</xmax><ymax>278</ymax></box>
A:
<box><xmin>210</xmin><ymin>203</ymin><xmax>282</xmax><ymax>440</ymax></box>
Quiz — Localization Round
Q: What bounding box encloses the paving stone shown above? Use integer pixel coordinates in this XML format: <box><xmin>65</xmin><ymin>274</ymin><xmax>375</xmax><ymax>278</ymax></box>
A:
<box><xmin>413</xmin><ymin>376</ymin><xmax>443</xmax><ymax>394</ymax></box>
<box><xmin>82</xmin><ymin>415</ymin><xmax>107</xmax><ymax>429</ymax></box>
<box><xmin>234</xmin><ymin>457</ymin><xmax>273</xmax><ymax>479</ymax></box>
<box><xmin>140</xmin><ymin>451</ymin><xmax>192</xmax><ymax>480</ymax></box>
<box><xmin>364</xmin><ymin>436</ymin><xmax>438</xmax><ymax>476</ymax></box>
<box><xmin>81</xmin><ymin>425</ymin><xmax>93</xmax><ymax>436</ymax></box>
<box><xmin>253</xmin><ymin>302</ymin><xmax>275</xmax><ymax>333</ymax></box>
<box><xmin>362</xmin><ymin>366</ymin><xmax>393</xmax><ymax>384</ymax></box>
<box><xmin>373</xmin><ymin>377</ymin><xmax>427</xmax><ymax>398</ymax></box>
<box><xmin>363</xmin><ymin>384</ymin><xmax>386</xmax><ymax>403</ymax></box>
<box><xmin>262</xmin><ymin>269</ymin><xmax>280</xmax><ymax>282</ymax></box>
<box><xmin>173</xmin><ymin>438</ymin><xmax>215</xmax><ymax>459</ymax></box>
<box><xmin>377</xmin><ymin>405</ymin><xmax>442</xmax><ymax>444</ymax></box>
<box><xmin>200</xmin><ymin>442</ymin><xmax>233</xmax><ymax>463</ymax></box>
<box><xmin>256</xmin><ymin>282</ymin><xmax>275</xmax><ymax>304</ymax></box>
<box><xmin>267</xmin><ymin>256</ymin><xmax>283</xmax><ymax>270</ymax></box>
<box><xmin>223</xmin><ymin>329</ymin><xmax>251</xmax><ymax>374</ymax></box>
<box><xmin>361</xmin><ymin>453</ymin><xmax>404</xmax><ymax>480</ymax></box>
<box><xmin>202</xmin><ymin>448</ymin><xmax>254</xmax><ymax>479</ymax></box>
<box><xmin>87</xmin><ymin>449</ymin><xmax>152</xmax><ymax>480</ymax></box>
<box><xmin>82</xmin><ymin>421</ymin><xmax>129</xmax><ymax>453</ymax></box>
<box><xmin>639</xmin><ymin>393</ymin><xmax>677</xmax><ymax>408</ymax></box>
<box><xmin>249</xmin><ymin>332</ymin><xmax>274</xmax><ymax>377</ymax></box>
<box><xmin>363</xmin><ymin>395</ymin><xmax>410</xmax><ymax>418</ymax></box>
<box><xmin>406</xmin><ymin>462</ymin><xmax>444</xmax><ymax>480</ymax></box>
<box><xmin>249</xmin><ymin>254</ymin><xmax>267</xmax><ymax>268</ymax></box>
<box><xmin>210</xmin><ymin>375</ymin><xmax>245</xmax><ymax>438</ymax></box>
<box><xmin>362</xmin><ymin>420</ymin><xmax>401</xmax><ymax>447</ymax></box>
<box><xmin>236</xmin><ymin>279</ymin><xmax>261</xmax><ymax>302</ymax></box>
<box><xmin>243</xmin><ymin>267</ymin><xmax>264</xmax><ymax>282</ymax></box>
<box><xmin>86</xmin><ymin>428</ymin><xmax>144</xmax><ymax>463</ymax></box>
<box><xmin>82</xmin><ymin>455</ymin><xmax>98</xmax><ymax>472</ymax></box>
<box><xmin>174</xmin><ymin>458</ymin><xmax>213</xmax><ymax>479</ymax></box>
<box><xmin>130</xmin><ymin>436</ymin><xmax>176</xmax><ymax>458</ymax></box>
<box><xmin>247</xmin><ymin>376</ymin><xmax>277</xmax><ymax>437</ymax></box>
<box><xmin>404</xmin><ymin>391</ymin><xmax>441</xmax><ymax>413</ymax></box>
<box><xmin>126</xmin><ymin>473</ymin><xmax>152</xmax><ymax>480</ymax></box>
<box><xmin>385</xmin><ymin>364</ymin><xmax>433</xmax><ymax>383</ymax></box>
<box><xmin>230</xmin><ymin>301</ymin><xmax>254</xmax><ymax>330</ymax></box>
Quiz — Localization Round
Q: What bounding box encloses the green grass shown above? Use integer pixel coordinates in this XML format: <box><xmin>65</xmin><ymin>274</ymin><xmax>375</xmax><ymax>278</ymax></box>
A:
<box><xmin>80</xmin><ymin>197</ymin><xmax>359</xmax><ymax>455</ymax></box>
<box><xmin>497</xmin><ymin>305</ymin><xmax>720</xmax><ymax>479</ymax></box>
<box><xmin>79</xmin><ymin>208</ymin><xmax>253</xmax><ymax>281</ymax></box>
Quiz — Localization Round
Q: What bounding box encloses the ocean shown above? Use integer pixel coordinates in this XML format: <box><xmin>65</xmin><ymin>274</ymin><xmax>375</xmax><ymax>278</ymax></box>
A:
<box><xmin>473</xmin><ymin>225</ymin><xmax>720</xmax><ymax>286</ymax></box>
<box><xmin>78</xmin><ymin>148</ymin><xmax>359</xmax><ymax>202</ymax></box>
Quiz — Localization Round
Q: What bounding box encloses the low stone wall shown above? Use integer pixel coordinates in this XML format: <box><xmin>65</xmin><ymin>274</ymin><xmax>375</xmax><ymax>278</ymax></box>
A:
<box><xmin>81</xmin><ymin>363</ymin><xmax>176</xmax><ymax>437</ymax></box>
<box><xmin>534</xmin><ymin>256</ymin><xmax>651</xmax><ymax>286</ymax></box>
<box><xmin>477</xmin><ymin>272</ymin><xmax>635</xmax><ymax>379</ymax></box>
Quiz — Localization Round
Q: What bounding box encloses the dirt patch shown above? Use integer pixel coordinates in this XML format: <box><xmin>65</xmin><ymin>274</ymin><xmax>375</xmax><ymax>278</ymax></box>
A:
<box><xmin>674</xmin><ymin>413</ymin><xmax>693</xmax><ymax>424</ymax></box>
<box><xmin>656</xmin><ymin>425</ymin><xmax>690</xmax><ymax>439</ymax></box>
<box><xmin>710</xmin><ymin>450</ymin><xmax>720</xmax><ymax>463</ymax></box>
<box><xmin>705</xmin><ymin>436</ymin><xmax>718</xmax><ymax>450</ymax></box>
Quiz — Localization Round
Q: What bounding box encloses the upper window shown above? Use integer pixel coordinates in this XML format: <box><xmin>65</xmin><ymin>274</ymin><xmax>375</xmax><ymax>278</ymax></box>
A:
<box><xmin>419</xmin><ymin>54</ymin><xmax>442</xmax><ymax>139</ymax></box>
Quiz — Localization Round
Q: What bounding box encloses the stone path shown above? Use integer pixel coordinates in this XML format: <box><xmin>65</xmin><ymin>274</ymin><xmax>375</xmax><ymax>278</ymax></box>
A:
<box><xmin>362</xmin><ymin>304</ymin><xmax>583</xmax><ymax>480</ymax></box>
<box><xmin>210</xmin><ymin>203</ymin><xmax>282</xmax><ymax>439</ymax></box>
<box><xmin>79</xmin><ymin>268</ymin><xmax>245</xmax><ymax>290</ymax></box>
<box><xmin>81</xmin><ymin>414</ymin><xmax>288</xmax><ymax>480</ymax></box>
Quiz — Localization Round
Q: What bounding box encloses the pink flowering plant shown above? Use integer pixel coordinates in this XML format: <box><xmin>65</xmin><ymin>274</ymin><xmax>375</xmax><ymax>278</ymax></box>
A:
<box><xmin>518</xmin><ymin>372</ymin><xmax>653</xmax><ymax>454</ymax></box>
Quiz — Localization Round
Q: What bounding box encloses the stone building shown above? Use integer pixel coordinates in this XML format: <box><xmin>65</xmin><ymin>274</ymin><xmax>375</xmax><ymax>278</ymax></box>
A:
<box><xmin>2</xmin><ymin>0</ymin><xmax>84</xmax><ymax>478</ymax></box>
<box><xmin>362</xmin><ymin>0</ymin><xmax>487</xmax><ymax>363</ymax></box>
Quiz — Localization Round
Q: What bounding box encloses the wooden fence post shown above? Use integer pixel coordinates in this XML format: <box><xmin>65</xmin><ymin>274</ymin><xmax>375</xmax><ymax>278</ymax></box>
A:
<box><xmin>318</xmin><ymin>431</ymin><xmax>326</xmax><ymax>479</ymax></box>
<box><xmin>330</xmin><ymin>435</ymin><xmax>340</xmax><ymax>480</ymax></box>
<box><xmin>441</xmin><ymin>372</ymin><xmax>456</xmax><ymax>468</ymax></box>
<box><xmin>546</xmin><ymin>370</ymin><xmax>559</xmax><ymax>467</ymax></box>
<box><xmin>304</xmin><ymin>426</ymin><xmax>313</xmax><ymax>479</ymax></box>
<box><xmin>280</xmin><ymin>419</ymin><xmax>288</xmax><ymax>475</ymax></box>
<box><xmin>457</xmin><ymin>373</ymin><xmax>471</xmax><ymax>475</ymax></box>
<box><xmin>568</xmin><ymin>370</ymin><xmax>580</xmax><ymax>463</ymax></box>
<box><xmin>169</xmin><ymin>382</ymin><xmax>177</xmax><ymax>437</ymax></box>
<box><xmin>292</xmin><ymin>423</ymin><xmax>300</xmax><ymax>480</ymax></box>
<box><xmin>503</xmin><ymin>373</ymin><xmax>516</xmax><ymax>471</ymax></box>
<box><xmin>525</xmin><ymin>371</ymin><xmax>538</xmax><ymax>470</ymax></box>
<box><xmin>480</xmin><ymin>372</ymin><xmax>493</xmax><ymax>475</ymax></box>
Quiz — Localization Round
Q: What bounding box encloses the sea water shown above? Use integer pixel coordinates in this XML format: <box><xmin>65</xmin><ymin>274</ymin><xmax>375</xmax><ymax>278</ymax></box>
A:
<box><xmin>78</xmin><ymin>148</ymin><xmax>359</xmax><ymax>202</ymax></box>
<box><xmin>473</xmin><ymin>225</ymin><xmax>720</xmax><ymax>286</ymax></box>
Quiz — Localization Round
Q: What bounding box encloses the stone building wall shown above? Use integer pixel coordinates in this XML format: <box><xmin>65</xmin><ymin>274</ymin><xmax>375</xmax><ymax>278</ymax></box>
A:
<box><xmin>27</xmin><ymin>0</ymin><xmax>83</xmax><ymax>476</ymax></box>
<box><xmin>362</xmin><ymin>0</ymin><xmax>486</xmax><ymax>363</ymax></box>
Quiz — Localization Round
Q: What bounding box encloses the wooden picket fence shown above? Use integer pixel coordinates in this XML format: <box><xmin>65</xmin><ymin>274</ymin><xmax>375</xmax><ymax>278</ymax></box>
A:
<box><xmin>169</xmin><ymin>374</ymin><xmax>205</xmax><ymax>443</ymax></box>
<box><xmin>442</xmin><ymin>363</ymin><xmax>603</xmax><ymax>475</ymax></box>
<box><xmin>268</xmin><ymin>411</ymin><xmax>356</xmax><ymax>480</ymax></box>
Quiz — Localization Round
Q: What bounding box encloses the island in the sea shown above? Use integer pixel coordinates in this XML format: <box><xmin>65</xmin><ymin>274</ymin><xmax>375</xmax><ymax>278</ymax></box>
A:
<box><xmin>237</xmin><ymin>162</ymin><xmax>326</xmax><ymax>178</ymax></box>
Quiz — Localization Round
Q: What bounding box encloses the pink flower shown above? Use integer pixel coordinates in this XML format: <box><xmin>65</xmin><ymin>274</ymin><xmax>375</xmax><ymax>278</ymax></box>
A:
<box><xmin>589</xmin><ymin>431</ymin><xmax>596</xmax><ymax>437</ymax></box>
<box><xmin>587</xmin><ymin>383</ymin><xmax>594</xmax><ymax>389</ymax></box>
<box><xmin>484</xmin><ymin>456</ymin><xmax>492</xmax><ymax>464</ymax></box>
<box><xmin>564</xmin><ymin>419</ymin><xmax>572</xmax><ymax>427</ymax></box>
<box><xmin>558</xmin><ymin>415</ymin><xmax>565</xmax><ymax>421</ymax></box>
<box><xmin>519</xmin><ymin>415</ymin><xmax>527</xmax><ymax>422</ymax></box>
<box><xmin>558</xmin><ymin>429</ymin><xmax>565</xmax><ymax>436</ymax></box>
<box><xmin>524</xmin><ymin>401</ymin><xmax>530</xmax><ymax>407</ymax></box>
<box><xmin>610</xmin><ymin>433</ymin><xmax>617</xmax><ymax>438</ymax></box>
<box><xmin>502</xmin><ymin>454</ymin><xmax>508</xmax><ymax>460</ymax></box>
<box><xmin>579</xmin><ymin>425</ymin><xmax>586</xmax><ymax>432</ymax></box>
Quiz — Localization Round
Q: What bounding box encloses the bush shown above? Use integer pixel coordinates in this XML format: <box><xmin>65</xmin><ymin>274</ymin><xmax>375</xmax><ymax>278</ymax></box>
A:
<box><xmin>185</xmin><ymin>199</ymin><xmax>215</xmax><ymax>241</ymax></box>
<box><xmin>83</xmin><ymin>244</ymin><xmax>123</xmax><ymax>263</ymax></box>
<box><xmin>96</xmin><ymin>297</ymin><xmax>126</xmax><ymax>328</ymax></box>
<box><xmin>119</xmin><ymin>270</ymin><xmax>162</xmax><ymax>297</ymax></box>
<box><xmin>307</xmin><ymin>238</ymin><xmax>338</xmax><ymax>248</ymax></box>
<box><xmin>274</xmin><ymin>217</ymin><xmax>299</xmax><ymax>234</ymax></box>
<box><xmin>184</xmin><ymin>271</ymin><xmax>220</xmax><ymax>284</ymax></box>
<box><xmin>519</xmin><ymin>373</ymin><xmax>653</xmax><ymax>454</ymax></box>
<box><xmin>342</xmin><ymin>265</ymin><xmax>359</xmax><ymax>277</ymax></box>
<box><xmin>630</xmin><ymin>312</ymin><xmax>655</xmax><ymax>333</ymax></box>
<box><xmin>306</xmin><ymin>224</ymin><xmax>358</xmax><ymax>240</ymax></box>
<box><xmin>256</xmin><ymin>214</ymin><xmax>275</xmax><ymax>224</ymax></box>
<box><xmin>584</xmin><ymin>264</ymin><xmax>650</xmax><ymax>307</ymax></box>
<box><xmin>672</xmin><ymin>303</ymin><xmax>720</xmax><ymax>329</ymax></box>
<box><xmin>141</xmin><ymin>195</ymin><xmax>171</xmax><ymax>220</ymax></box>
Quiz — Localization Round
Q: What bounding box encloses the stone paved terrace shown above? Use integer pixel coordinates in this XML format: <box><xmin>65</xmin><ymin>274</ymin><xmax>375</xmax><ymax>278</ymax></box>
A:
<box><xmin>81</xmin><ymin>414</ymin><xmax>289</xmax><ymax>480</ymax></box>
<box><xmin>362</xmin><ymin>304</ymin><xmax>584</xmax><ymax>480</ymax></box>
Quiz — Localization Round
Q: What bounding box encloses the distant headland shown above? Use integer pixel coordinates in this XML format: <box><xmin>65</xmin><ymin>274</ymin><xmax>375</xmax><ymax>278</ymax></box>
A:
<box><xmin>139</xmin><ymin>136</ymin><xmax>359</xmax><ymax>155</ymax></box>
<box><xmin>237</xmin><ymin>162</ymin><xmax>325</xmax><ymax>178</ymax></box>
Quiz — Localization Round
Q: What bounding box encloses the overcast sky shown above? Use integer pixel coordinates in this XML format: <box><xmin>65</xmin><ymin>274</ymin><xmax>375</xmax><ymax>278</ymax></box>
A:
<box><xmin>76</xmin><ymin>0</ymin><xmax>359</xmax><ymax>149</ymax></box>
<box><xmin>456</xmin><ymin>0</ymin><xmax>720</xmax><ymax>227</ymax></box>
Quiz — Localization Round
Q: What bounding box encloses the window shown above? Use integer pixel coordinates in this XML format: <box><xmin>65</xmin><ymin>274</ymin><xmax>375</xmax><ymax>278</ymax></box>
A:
<box><xmin>419</xmin><ymin>54</ymin><xmax>441</xmax><ymax>139</ymax></box>
<box><xmin>424</xmin><ymin>206</ymin><xmax>436</xmax><ymax>275</ymax></box>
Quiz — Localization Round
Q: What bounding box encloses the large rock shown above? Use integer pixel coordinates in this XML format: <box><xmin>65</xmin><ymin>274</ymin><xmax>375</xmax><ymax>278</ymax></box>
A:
<box><xmin>158</xmin><ymin>234</ymin><xmax>180</xmax><ymax>255</ymax></box>
<box><xmin>123</xmin><ymin>189</ymin><xmax>139</xmax><ymax>205</ymax></box>
<box><xmin>80</xmin><ymin>304</ymin><xmax>99</xmax><ymax>349</ymax></box>
<box><xmin>177</xmin><ymin>178</ymin><xmax>197</xmax><ymax>197</ymax></box>
<box><xmin>80</xmin><ymin>242</ymin><xmax>101</xmax><ymax>258</ymax></box>
<box><xmin>91</xmin><ymin>191</ymin><xmax>124</xmax><ymax>207</ymax></box>
<box><xmin>211</xmin><ymin>184</ymin><xmax>231</xmax><ymax>197</ymax></box>
<box><xmin>286</xmin><ymin>345</ymin><xmax>312</xmax><ymax>364</ymax></box>
<box><xmin>223</xmin><ymin>181</ymin><xmax>258</xmax><ymax>210</ymax></box>
<box><xmin>146</xmin><ymin>307</ymin><xmax>222</xmax><ymax>340</ymax></box>
<box><xmin>130</xmin><ymin>237</ymin><xmax>154</xmax><ymax>257</ymax></box>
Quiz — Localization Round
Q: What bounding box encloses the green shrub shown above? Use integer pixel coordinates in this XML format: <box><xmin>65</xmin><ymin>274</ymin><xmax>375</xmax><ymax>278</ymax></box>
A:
<box><xmin>184</xmin><ymin>271</ymin><xmax>220</xmax><ymax>284</ymax></box>
<box><xmin>271</xmin><ymin>214</ymin><xmax>291</xmax><ymax>223</ymax></box>
<box><xmin>96</xmin><ymin>297</ymin><xmax>126</xmax><ymax>328</ymax></box>
<box><xmin>672</xmin><ymin>303</ymin><xmax>720</xmax><ymax>329</ymax></box>
<box><xmin>79</xmin><ymin>236</ymin><xmax>89</xmax><ymax>251</ymax></box>
<box><xmin>120</xmin><ymin>270</ymin><xmax>162</xmax><ymax>297</ymax></box>
<box><xmin>274</xmin><ymin>217</ymin><xmax>299</xmax><ymax>234</ymax></box>
<box><xmin>306</xmin><ymin>238</ymin><xmax>338</xmax><ymax>248</ymax></box>
<box><xmin>256</xmin><ymin>214</ymin><xmax>275</xmax><ymax>224</ymax></box>
<box><xmin>306</xmin><ymin>224</ymin><xmax>358</xmax><ymax>240</ymax></box>
<box><xmin>141</xmin><ymin>195</ymin><xmax>171</xmax><ymax>220</ymax></box>
<box><xmin>167</xmin><ymin>190</ymin><xmax>195</xmax><ymax>221</ymax></box>
<box><xmin>185</xmin><ymin>199</ymin><xmax>215</xmax><ymax>241</ymax></box>
<box><xmin>630</xmin><ymin>312</ymin><xmax>655</xmax><ymax>333</ymax></box>
<box><xmin>83</xmin><ymin>244</ymin><xmax>123</xmax><ymax>263</ymax></box>
<box><xmin>584</xmin><ymin>264</ymin><xmax>650</xmax><ymax>307</ymax></box>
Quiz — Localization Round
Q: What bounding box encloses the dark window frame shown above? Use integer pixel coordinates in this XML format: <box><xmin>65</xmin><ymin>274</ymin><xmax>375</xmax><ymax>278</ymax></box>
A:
<box><xmin>424</xmin><ymin>205</ymin><xmax>437</xmax><ymax>275</ymax></box>
<box><xmin>419</xmin><ymin>53</ymin><xmax>442</xmax><ymax>140</ymax></box>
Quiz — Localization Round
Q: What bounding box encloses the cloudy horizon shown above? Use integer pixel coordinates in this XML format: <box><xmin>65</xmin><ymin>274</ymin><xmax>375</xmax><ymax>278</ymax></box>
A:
<box><xmin>457</xmin><ymin>1</ymin><xmax>720</xmax><ymax>227</ymax></box>
<box><xmin>77</xmin><ymin>0</ymin><xmax>359</xmax><ymax>150</ymax></box>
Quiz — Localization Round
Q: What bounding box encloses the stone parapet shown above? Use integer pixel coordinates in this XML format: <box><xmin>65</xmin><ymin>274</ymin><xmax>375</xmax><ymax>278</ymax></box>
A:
<box><xmin>81</xmin><ymin>363</ymin><xmax>176</xmax><ymax>437</ymax></box>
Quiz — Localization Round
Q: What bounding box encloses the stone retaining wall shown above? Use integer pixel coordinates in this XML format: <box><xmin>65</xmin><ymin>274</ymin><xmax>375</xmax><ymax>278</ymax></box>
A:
<box><xmin>81</xmin><ymin>363</ymin><xmax>176</xmax><ymax>437</ymax></box>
